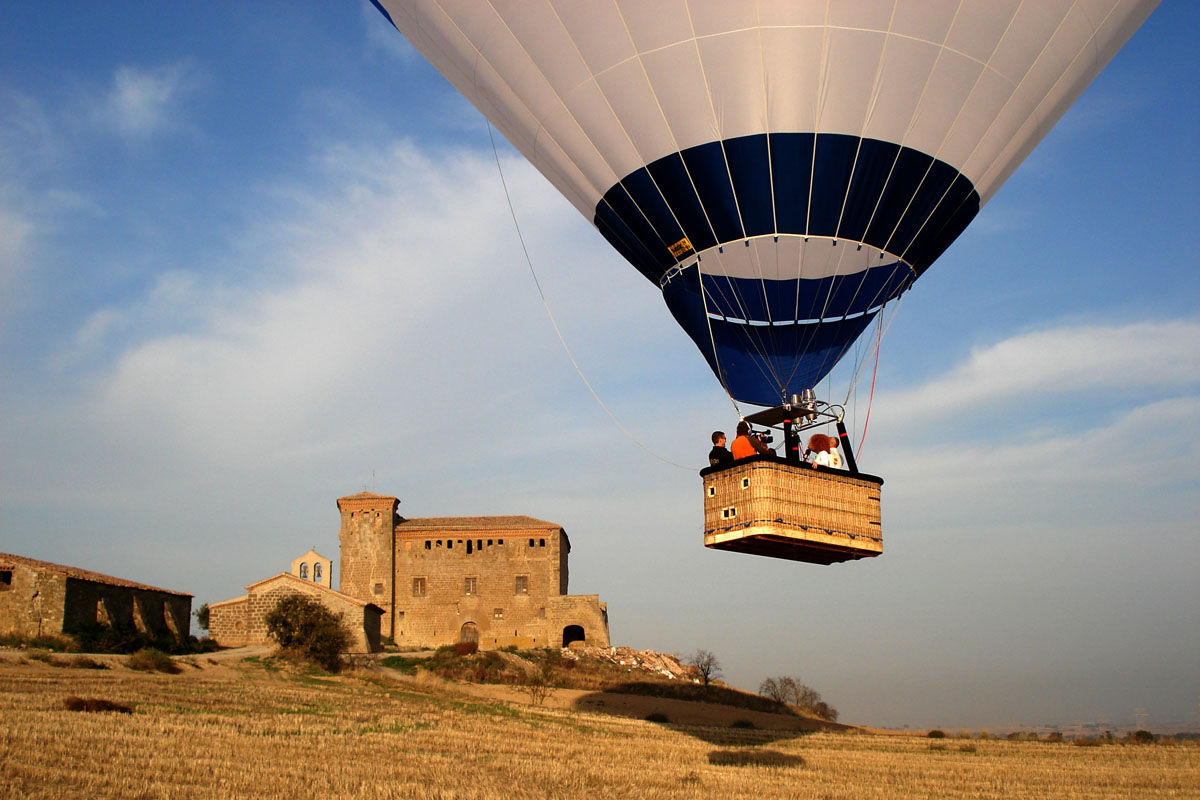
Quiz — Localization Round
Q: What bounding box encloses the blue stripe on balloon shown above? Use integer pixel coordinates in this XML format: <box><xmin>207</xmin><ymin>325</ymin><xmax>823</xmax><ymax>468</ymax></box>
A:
<box><xmin>593</xmin><ymin>133</ymin><xmax>980</xmax><ymax>287</ymax></box>
<box><xmin>662</xmin><ymin>268</ymin><xmax>879</xmax><ymax>407</ymax></box>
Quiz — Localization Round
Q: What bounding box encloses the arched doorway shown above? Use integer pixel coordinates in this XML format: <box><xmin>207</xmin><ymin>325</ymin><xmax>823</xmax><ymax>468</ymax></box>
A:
<box><xmin>562</xmin><ymin>625</ymin><xmax>585</xmax><ymax>647</ymax></box>
<box><xmin>460</xmin><ymin>622</ymin><xmax>478</xmax><ymax>644</ymax></box>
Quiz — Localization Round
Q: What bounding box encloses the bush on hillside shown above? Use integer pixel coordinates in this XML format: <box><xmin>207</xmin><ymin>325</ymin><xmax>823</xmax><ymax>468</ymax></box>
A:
<box><xmin>128</xmin><ymin>648</ymin><xmax>181</xmax><ymax>673</ymax></box>
<box><xmin>264</xmin><ymin>594</ymin><xmax>351</xmax><ymax>672</ymax></box>
<box><xmin>62</xmin><ymin>622</ymin><xmax>216</xmax><ymax>656</ymax></box>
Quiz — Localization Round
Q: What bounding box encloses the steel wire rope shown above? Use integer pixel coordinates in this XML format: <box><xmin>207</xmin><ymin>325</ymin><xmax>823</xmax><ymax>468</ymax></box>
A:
<box><xmin>485</xmin><ymin>121</ymin><xmax>697</xmax><ymax>471</ymax></box>
<box><xmin>694</xmin><ymin>251</ymin><xmax>788</xmax><ymax>396</ymax></box>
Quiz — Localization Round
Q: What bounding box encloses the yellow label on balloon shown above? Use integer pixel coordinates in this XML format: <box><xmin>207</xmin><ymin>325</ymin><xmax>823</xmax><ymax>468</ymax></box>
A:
<box><xmin>668</xmin><ymin>238</ymin><xmax>694</xmax><ymax>258</ymax></box>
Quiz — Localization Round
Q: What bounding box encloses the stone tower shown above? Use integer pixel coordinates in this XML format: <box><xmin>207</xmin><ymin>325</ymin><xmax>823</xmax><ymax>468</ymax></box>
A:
<box><xmin>336</xmin><ymin>492</ymin><xmax>399</xmax><ymax>636</ymax></box>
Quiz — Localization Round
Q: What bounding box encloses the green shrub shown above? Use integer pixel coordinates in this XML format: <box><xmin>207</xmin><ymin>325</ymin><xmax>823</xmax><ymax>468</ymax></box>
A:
<box><xmin>0</xmin><ymin>632</ymin><xmax>76</xmax><ymax>652</ymax></box>
<box><xmin>1130</xmin><ymin>729</ymin><xmax>1156</xmax><ymax>744</ymax></box>
<box><xmin>454</xmin><ymin>641</ymin><xmax>478</xmax><ymax>656</ymax></box>
<box><xmin>380</xmin><ymin>655</ymin><xmax>419</xmax><ymax>675</ymax></box>
<box><xmin>193</xmin><ymin>603</ymin><xmax>210</xmax><ymax>632</ymax></box>
<box><xmin>127</xmin><ymin>648</ymin><xmax>181</xmax><ymax>673</ymax></box>
<box><xmin>730</xmin><ymin>719</ymin><xmax>756</xmax><ymax>729</ymax></box>
<box><xmin>645</xmin><ymin>712</ymin><xmax>669</xmax><ymax>723</ymax></box>
<box><xmin>264</xmin><ymin>594</ymin><xmax>351</xmax><ymax>673</ymax></box>
<box><xmin>927</xmin><ymin>729</ymin><xmax>946</xmax><ymax>738</ymax></box>
<box><xmin>63</xmin><ymin>622</ymin><xmax>213</xmax><ymax>656</ymax></box>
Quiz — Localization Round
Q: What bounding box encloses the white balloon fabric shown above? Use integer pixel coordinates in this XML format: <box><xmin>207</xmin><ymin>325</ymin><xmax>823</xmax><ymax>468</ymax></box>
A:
<box><xmin>373</xmin><ymin>0</ymin><xmax>1158</xmax><ymax>406</ymax></box>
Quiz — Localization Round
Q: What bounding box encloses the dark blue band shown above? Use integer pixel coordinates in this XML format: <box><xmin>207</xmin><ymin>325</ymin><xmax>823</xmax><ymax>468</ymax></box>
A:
<box><xmin>594</xmin><ymin>132</ymin><xmax>979</xmax><ymax>286</ymax></box>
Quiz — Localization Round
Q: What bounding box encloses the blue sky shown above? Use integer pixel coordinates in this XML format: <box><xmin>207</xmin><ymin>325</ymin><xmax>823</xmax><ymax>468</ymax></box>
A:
<box><xmin>1</xmin><ymin>2</ymin><xmax>1196</xmax><ymax>731</ymax></box>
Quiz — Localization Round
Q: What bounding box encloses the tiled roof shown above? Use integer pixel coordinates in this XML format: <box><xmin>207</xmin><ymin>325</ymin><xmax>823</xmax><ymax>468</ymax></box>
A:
<box><xmin>241</xmin><ymin>572</ymin><xmax>382</xmax><ymax>610</ymax></box>
<box><xmin>0</xmin><ymin>552</ymin><xmax>191</xmax><ymax>596</ymax></box>
<box><xmin>397</xmin><ymin>515</ymin><xmax>561</xmax><ymax>532</ymax></box>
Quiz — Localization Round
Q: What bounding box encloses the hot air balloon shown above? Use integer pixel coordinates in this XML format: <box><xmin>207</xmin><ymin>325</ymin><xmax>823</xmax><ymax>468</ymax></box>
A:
<box><xmin>371</xmin><ymin>0</ymin><xmax>1158</xmax><ymax>564</ymax></box>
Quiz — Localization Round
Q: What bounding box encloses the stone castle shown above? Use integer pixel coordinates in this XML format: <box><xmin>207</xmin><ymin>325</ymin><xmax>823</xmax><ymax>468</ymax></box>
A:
<box><xmin>209</xmin><ymin>491</ymin><xmax>609</xmax><ymax>652</ymax></box>
<box><xmin>337</xmin><ymin>492</ymin><xmax>609</xmax><ymax>649</ymax></box>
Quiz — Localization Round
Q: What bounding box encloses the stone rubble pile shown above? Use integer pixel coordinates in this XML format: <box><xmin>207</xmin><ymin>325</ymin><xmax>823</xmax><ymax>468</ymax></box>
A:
<box><xmin>562</xmin><ymin>645</ymin><xmax>700</xmax><ymax>683</ymax></box>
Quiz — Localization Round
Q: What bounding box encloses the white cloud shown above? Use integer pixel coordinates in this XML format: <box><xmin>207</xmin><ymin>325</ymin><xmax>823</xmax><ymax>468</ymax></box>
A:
<box><xmin>0</xmin><ymin>197</ymin><xmax>33</xmax><ymax>309</ymax></box>
<box><xmin>873</xmin><ymin>319</ymin><xmax>1200</xmax><ymax>428</ymax></box>
<box><xmin>362</xmin><ymin>2</ymin><xmax>418</xmax><ymax>62</ymax></box>
<box><xmin>100</xmin><ymin>63</ymin><xmax>199</xmax><ymax>139</ymax></box>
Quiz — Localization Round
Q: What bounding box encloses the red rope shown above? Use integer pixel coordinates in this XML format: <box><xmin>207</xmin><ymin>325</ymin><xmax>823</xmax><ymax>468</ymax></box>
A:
<box><xmin>856</xmin><ymin>315</ymin><xmax>884</xmax><ymax>458</ymax></box>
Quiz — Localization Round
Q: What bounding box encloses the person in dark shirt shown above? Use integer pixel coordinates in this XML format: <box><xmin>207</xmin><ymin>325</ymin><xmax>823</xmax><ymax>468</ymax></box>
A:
<box><xmin>708</xmin><ymin>430</ymin><xmax>733</xmax><ymax>467</ymax></box>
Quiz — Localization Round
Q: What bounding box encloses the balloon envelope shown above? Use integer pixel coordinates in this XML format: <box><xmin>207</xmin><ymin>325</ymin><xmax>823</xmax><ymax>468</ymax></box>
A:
<box><xmin>374</xmin><ymin>0</ymin><xmax>1157</xmax><ymax>406</ymax></box>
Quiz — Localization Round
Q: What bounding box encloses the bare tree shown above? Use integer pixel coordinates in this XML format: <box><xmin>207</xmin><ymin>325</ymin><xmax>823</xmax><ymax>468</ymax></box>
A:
<box><xmin>687</xmin><ymin>650</ymin><xmax>723</xmax><ymax>687</ymax></box>
<box><xmin>758</xmin><ymin>674</ymin><xmax>838</xmax><ymax>721</ymax></box>
<box><xmin>517</xmin><ymin>660</ymin><xmax>556</xmax><ymax>706</ymax></box>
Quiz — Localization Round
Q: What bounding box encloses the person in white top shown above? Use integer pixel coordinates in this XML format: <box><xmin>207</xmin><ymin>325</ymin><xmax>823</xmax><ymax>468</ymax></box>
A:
<box><xmin>808</xmin><ymin>434</ymin><xmax>843</xmax><ymax>470</ymax></box>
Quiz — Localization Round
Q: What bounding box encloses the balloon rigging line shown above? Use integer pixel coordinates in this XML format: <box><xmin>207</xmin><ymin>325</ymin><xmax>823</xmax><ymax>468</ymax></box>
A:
<box><xmin>485</xmin><ymin>121</ymin><xmax>696</xmax><ymax>471</ymax></box>
<box><xmin>855</xmin><ymin>312</ymin><xmax>886</xmax><ymax>459</ymax></box>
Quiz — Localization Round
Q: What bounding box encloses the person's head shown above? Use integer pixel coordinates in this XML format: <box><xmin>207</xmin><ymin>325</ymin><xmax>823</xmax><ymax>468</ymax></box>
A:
<box><xmin>711</xmin><ymin>430</ymin><xmax>726</xmax><ymax>446</ymax></box>
<box><xmin>807</xmin><ymin>433</ymin><xmax>828</xmax><ymax>452</ymax></box>
<box><xmin>736</xmin><ymin>420</ymin><xmax>751</xmax><ymax>437</ymax></box>
<box><xmin>827</xmin><ymin>436</ymin><xmax>838</xmax><ymax>450</ymax></box>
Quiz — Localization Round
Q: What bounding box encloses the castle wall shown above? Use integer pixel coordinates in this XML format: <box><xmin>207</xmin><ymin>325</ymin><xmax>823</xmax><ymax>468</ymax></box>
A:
<box><xmin>385</xmin><ymin>526</ymin><xmax>608</xmax><ymax>649</ymax></box>
<box><xmin>208</xmin><ymin>575</ymin><xmax>381</xmax><ymax>653</ymax></box>
<box><xmin>336</xmin><ymin>495</ymin><xmax>397</xmax><ymax>636</ymax></box>
<box><xmin>0</xmin><ymin>563</ymin><xmax>68</xmax><ymax>638</ymax></box>
<box><xmin>0</xmin><ymin>560</ymin><xmax>189</xmax><ymax>641</ymax></box>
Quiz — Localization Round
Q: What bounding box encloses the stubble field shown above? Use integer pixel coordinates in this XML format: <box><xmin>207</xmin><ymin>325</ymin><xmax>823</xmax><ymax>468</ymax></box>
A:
<box><xmin>0</xmin><ymin>654</ymin><xmax>1195</xmax><ymax>800</ymax></box>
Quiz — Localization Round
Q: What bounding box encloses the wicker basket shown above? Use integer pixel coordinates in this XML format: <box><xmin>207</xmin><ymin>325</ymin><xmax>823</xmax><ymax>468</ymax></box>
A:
<box><xmin>701</xmin><ymin>458</ymin><xmax>883</xmax><ymax>564</ymax></box>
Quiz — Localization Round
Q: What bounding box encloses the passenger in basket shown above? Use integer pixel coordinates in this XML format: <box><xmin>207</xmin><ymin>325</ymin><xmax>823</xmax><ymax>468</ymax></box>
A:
<box><xmin>731</xmin><ymin>420</ymin><xmax>771</xmax><ymax>460</ymax></box>
<box><xmin>825</xmin><ymin>436</ymin><xmax>844</xmax><ymax>469</ymax></box>
<box><xmin>809</xmin><ymin>434</ymin><xmax>843</xmax><ymax>469</ymax></box>
<box><xmin>708</xmin><ymin>431</ymin><xmax>734</xmax><ymax>467</ymax></box>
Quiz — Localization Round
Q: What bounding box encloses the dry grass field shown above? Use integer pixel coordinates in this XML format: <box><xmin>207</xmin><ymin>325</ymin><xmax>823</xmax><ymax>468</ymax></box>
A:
<box><xmin>0</xmin><ymin>652</ymin><xmax>1196</xmax><ymax>800</ymax></box>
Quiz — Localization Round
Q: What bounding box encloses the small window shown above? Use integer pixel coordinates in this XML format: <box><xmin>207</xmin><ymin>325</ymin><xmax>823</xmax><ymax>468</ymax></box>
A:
<box><xmin>529</xmin><ymin>538</ymin><xmax>535</xmax><ymax>547</ymax></box>
<box><xmin>313</xmin><ymin>563</ymin><xmax>323</xmax><ymax>582</ymax></box>
<box><xmin>707</xmin><ymin>486</ymin><xmax>715</xmax><ymax>497</ymax></box>
<box><xmin>498</xmin><ymin>539</ymin><xmax>504</xmax><ymax>546</ymax></box>
<box><xmin>299</xmin><ymin>563</ymin><xmax>310</xmax><ymax>580</ymax></box>
<box><xmin>477</xmin><ymin>540</ymin><xmax>483</xmax><ymax>550</ymax></box>
<box><xmin>412</xmin><ymin>577</ymin><xmax>426</xmax><ymax>597</ymax></box>
<box><xmin>722</xmin><ymin>507</ymin><xmax>737</xmax><ymax>519</ymax></box>
<box><xmin>515</xmin><ymin>575</ymin><xmax>528</xmax><ymax>595</ymax></box>
<box><xmin>466</xmin><ymin>540</ymin><xmax>473</xmax><ymax>554</ymax></box>
<box><xmin>487</xmin><ymin>539</ymin><xmax>493</xmax><ymax>546</ymax></box>
<box><xmin>0</xmin><ymin>569</ymin><xmax>12</xmax><ymax>589</ymax></box>
<box><xmin>742</xmin><ymin>477</ymin><xmax>750</xmax><ymax>489</ymax></box>
<box><xmin>493</xmin><ymin>608</ymin><xmax>504</xmax><ymax>620</ymax></box>
<box><xmin>464</xmin><ymin>577</ymin><xmax>477</xmax><ymax>596</ymax></box>
<box><xmin>437</xmin><ymin>540</ymin><xmax>443</xmax><ymax>547</ymax></box>
<box><xmin>425</xmin><ymin>541</ymin><xmax>431</xmax><ymax>550</ymax></box>
<box><xmin>373</xmin><ymin>582</ymin><xmax>384</xmax><ymax>595</ymax></box>
<box><xmin>448</xmin><ymin>540</ymin><xmax>453</xmax><ymax>550</ymax></box>
<box><xmin>539</xmin><ymin>539</ymin><xmax>545</xmax><ymax>547</ymax></box>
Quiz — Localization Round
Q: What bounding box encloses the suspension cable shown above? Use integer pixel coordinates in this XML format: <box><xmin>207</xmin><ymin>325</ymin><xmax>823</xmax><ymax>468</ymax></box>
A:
<box><xmin>485</xmin><ymin>122</ymin><xmax>697</xmax><ymax>470</ymax></box>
